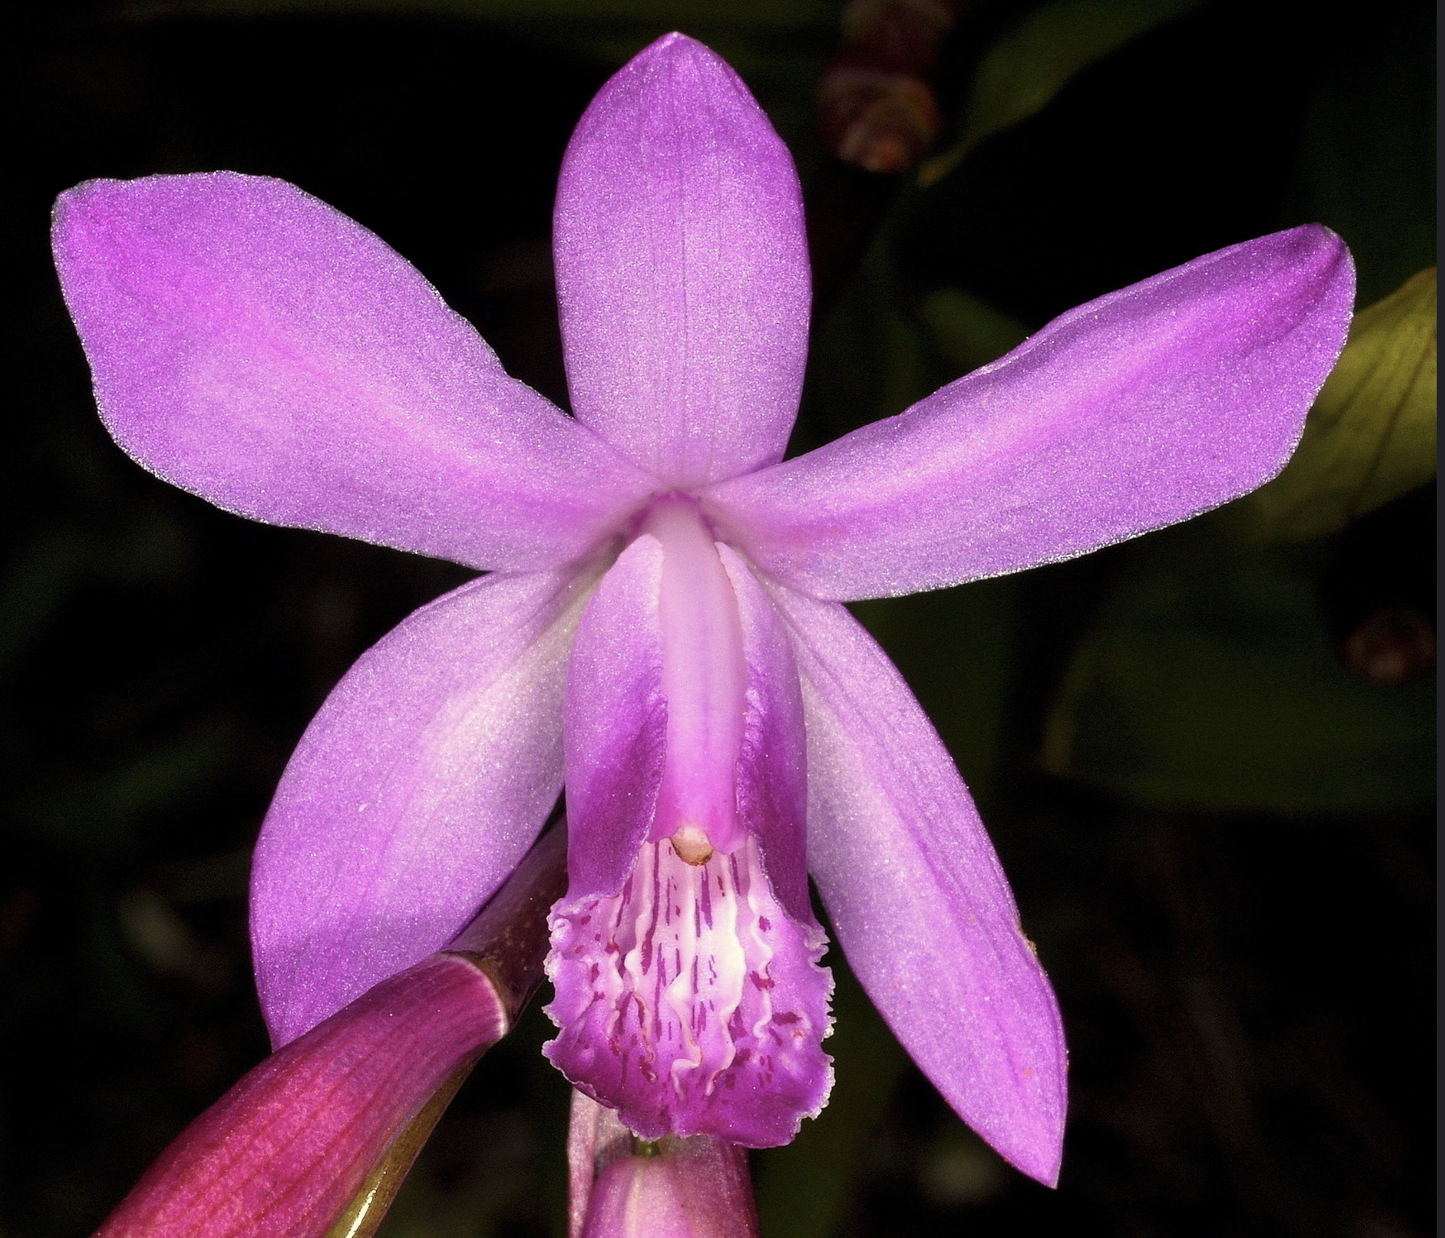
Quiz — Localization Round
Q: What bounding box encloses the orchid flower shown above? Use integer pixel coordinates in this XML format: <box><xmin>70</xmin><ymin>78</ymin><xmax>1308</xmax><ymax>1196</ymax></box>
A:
<box><xmin>53</xmin><ymin>32</ymin><xmax>1353</xmax><ymax>1190</ymax></box>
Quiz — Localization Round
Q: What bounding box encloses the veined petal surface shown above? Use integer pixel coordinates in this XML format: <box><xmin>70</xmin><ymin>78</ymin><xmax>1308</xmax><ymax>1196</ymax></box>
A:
<box><xmin>580</xmin><ymin>1138</ymin><xmax>758</xmax><ymax>1238</ymax></box>
<box><xmin>252</xmin><ymin>568</ymin><xmax>590</xmax><ymax>1048</ymax></box>
<box><xmin>53</xmin><ymin>173</ymin><xmax>651</xmax><ymax>572</ymax></box>
<box><xmin>568</xmin><ymin>1093</ymin><xmax>759</xmax><ymax>1238</ymax></box>
<box><xmin>710</xmin><ymin>226</ymin><xmax>1354</xmax><ymax>600</ymax></box>
<box><xmin>554</xmin><ymin>33</ymin><xmax>811</xmax><ymax>486</ymax></box>
<box><xmin>768</xmin><ymin>583</ymin><xmax>1066</xmax><ymax>1185</ymax></box>
<box><xmin>547</xmin><ymin>835</ymin><xmax>833</xmax><ymax>1147</ymax></box>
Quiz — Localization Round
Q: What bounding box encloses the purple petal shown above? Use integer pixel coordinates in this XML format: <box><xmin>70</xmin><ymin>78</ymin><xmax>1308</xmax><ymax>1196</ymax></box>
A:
<box><xmin>554</xmin><ymin>33</ymin><xmax>810</xmax><ymax>486</ymax></box>
<box><xmin>95</xmin><ymin>953</ymin><xmax>507</xmax><ymax>1238</ymax></box>
<box><xmin>568</xmin><ymin>1090</ymin><xmax>633</xmax><ymax>1238</ymax></box>
<box><xmin>53</xmin><ymin>173</ymin><xmax>651</xmax><ymax>572</ymax></box>
<box><xmin>708</xmin><ymin>226</ymin><xmax>1354</xmax><ymax>600</ymax></box>
<box><xmin>252</xmin><ymin>568</ymin><xmax>590</xmax><ymax>1048</ymax></box>
<box><xmin>561</xmin><ymin>505</ymin><xmax>810</xmax><ymax>910</ymax></box>
<box><xmin>767</xmin><ymin>583</ymin><xmax>1066</xmax><ymax>1185</ymax></box>
<box><xmin>560</xmin><ymin>534</ymin><xmax>669</xmax><ymax>904</ymax></box>
<box><xmin>567</xmin><ymin>1091</ymin><xmax>756</xmax><ymax>1238</ymax></box>
<box><xmin>719</xmin><ymin>545</ymin><xmax>810</xmax><ymax>924</ymax></box>
<box><xmin>649</xmin><ymin>500</ymin><xmax>750</xmax><ymax>857</ymax></box>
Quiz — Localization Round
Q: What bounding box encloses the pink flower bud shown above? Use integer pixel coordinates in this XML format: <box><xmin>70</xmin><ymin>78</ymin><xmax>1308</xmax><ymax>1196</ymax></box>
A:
<box><xmin>570</xmin><ymin>1092</ymin><xmax>758</xmax><ymax>1238</ymax></box>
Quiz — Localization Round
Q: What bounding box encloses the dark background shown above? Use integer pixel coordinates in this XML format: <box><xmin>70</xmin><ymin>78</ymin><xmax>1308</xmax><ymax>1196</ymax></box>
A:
<box><xmin>1</xmin><ymin>1</ymin><xmax>1434</xmax><ymax>1235</ymax></box>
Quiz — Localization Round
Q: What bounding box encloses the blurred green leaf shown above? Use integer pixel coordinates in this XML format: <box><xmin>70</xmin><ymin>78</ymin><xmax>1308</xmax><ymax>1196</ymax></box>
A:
<box><xmin>1291</xmin><ymin>2</ymin><xmax>1435</xmax><ymax>304</ymax></box>
<box><xmin>919</xmin><ymin>0</ymin><xmax>1205</xmax><ymax>187</ymax></box>
<box><xmin>918</xmin><ymin>287</ymin><xmax>1030</xmax><ymax>376</ymax></box>
<box><xmin>918</xmin><ymin>1119</ymin><xmax>1008</xmax><ymax>1210</ymax></box>
<box><xmin>798</xmin><ymin>234</ymin><xmax>939</xmax><ymax>449</ymax></box>
<box><xmin>0</xmin><ymin>507</ymin><xmax>191</xmax><ymax>673</ymax></box>
<box><xmin>1246</xmin><ymin>267</ymin><xmax>1436</xmax><ymax>542</ymax></box>
<box><xmin>1041</xmin><ymin>517</ymin><xmax>1434</xmax><ymax>813</ymax></box>
<box><xmin>0</xmin><ymin>529</ymin><xmax>92</xmax><ymax>670</ymax></box>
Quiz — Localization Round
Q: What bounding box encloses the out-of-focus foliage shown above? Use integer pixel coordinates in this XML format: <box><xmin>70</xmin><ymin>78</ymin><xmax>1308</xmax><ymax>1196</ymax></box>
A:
<box><xmin>917</xmin><ymin>287</ymin><xmax>1029</xmax><ymax>379</ymax></box>
<box><xmin>752</xmin><ymin>960</ymin><xmax>910</xmax><ymax>1238</ymax></box>
<box><xmin>919</xmin><ymin>0</ymin><xmax>1205</xmax><ymax>186</ymax></box>
<box><xmin>1247</xmin><ymin>268</ymin><xmax>1437</xmax><ymax>542</ymax></box>
<box><xmin>1038</xmin><ymin>515</ymin><xmax>1434</xmax><ymax>811</ymax></box>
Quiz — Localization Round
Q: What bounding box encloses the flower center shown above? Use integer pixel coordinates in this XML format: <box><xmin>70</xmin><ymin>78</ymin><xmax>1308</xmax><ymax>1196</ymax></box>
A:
<box><xmin>639</xmin><ymin>495</ymin><xmax>748</xmax><ymax>865</ymax></box>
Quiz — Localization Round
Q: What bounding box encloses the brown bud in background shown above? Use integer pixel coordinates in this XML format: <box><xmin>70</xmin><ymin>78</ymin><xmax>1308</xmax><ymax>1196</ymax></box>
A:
<box><xmin>819</xmin><ymin>0</ymin><xmax>962</xmax><ymax>173</ymax></box>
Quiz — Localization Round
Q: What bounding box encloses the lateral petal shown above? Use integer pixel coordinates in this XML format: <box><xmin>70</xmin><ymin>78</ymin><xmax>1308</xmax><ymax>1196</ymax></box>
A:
<box><xmin>554</xmin><ymin>33</ymin><xmax>810</xmax><ymax>487</ymax></box>
<box><xmin>768</xmin><ymin>583</ymin><xmax>1066</xmax><ymax>1185</ymax></box>
<box><xmin>53</xmin><ymin>173</ymin><xmax>651</xmax><ymax>572</ymax></box>
<box><xmin>718</xmin><ymin>545</ymin><xmax>810</xmax><ymax>924</ymax></box>
<box><xmin>560</xmin><ymin>534</ymin><xmax>670</xmax><ymax>904</ymax></box>
<box><xmin>251</xmin><ymin>568</ymin><xmax>591</xmax><ymax>1048</ymax></box>
<box><xmin>709</xmin><ymin>226</ymin><xmax>1354</xmax><ymax>600</ymax></box>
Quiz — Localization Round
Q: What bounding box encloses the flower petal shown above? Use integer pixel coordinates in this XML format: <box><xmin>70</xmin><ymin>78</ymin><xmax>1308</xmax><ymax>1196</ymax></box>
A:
<box><xmin>767</xmin><ymin>583</ymin><xmax>1066</xmax><ymax>1185</ymax></box>
<box><xmin>53</xmin><ymin>173</ymin><xmax>651</xmax><ymax>572</ymax></box>
<box><xmin>560</xmin><ymin>534</ymin><xmax>670</xmax><ymax>903</ymax></box>
<box><xmin>709</xmin><ymin>226</ymin><xmax>1354</xmax><ymax>600</ymax></box>
<box><xmin>718</xmin><ymin>545</ymin><xmax>810</xmax><ymax>924</ymax></box>
<box><xmin>568</xmin><ymin>1090</ymin><xmax>633</xmax><ymax>1238</ymax></box>
<box><xmin>251</xmin><ymin>568</ymin><xmax>591</xmax><ymax>1048</ymax></box>
<box><xmin>95</xmin><ymin>953</ymin><xmax>507</xmax><ymax>1238</ymax></box>
<box><xmin>554</xmin><ymin>33</ymin><xmax>810</xmax><ymax>487</ymax></box>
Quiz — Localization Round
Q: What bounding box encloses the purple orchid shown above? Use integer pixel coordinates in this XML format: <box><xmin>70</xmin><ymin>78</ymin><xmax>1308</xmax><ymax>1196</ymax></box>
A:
<box><xmin>52</xmin><ymin>32</ymin><xmax>1352</xmax><ymax>1189</ymax></box>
